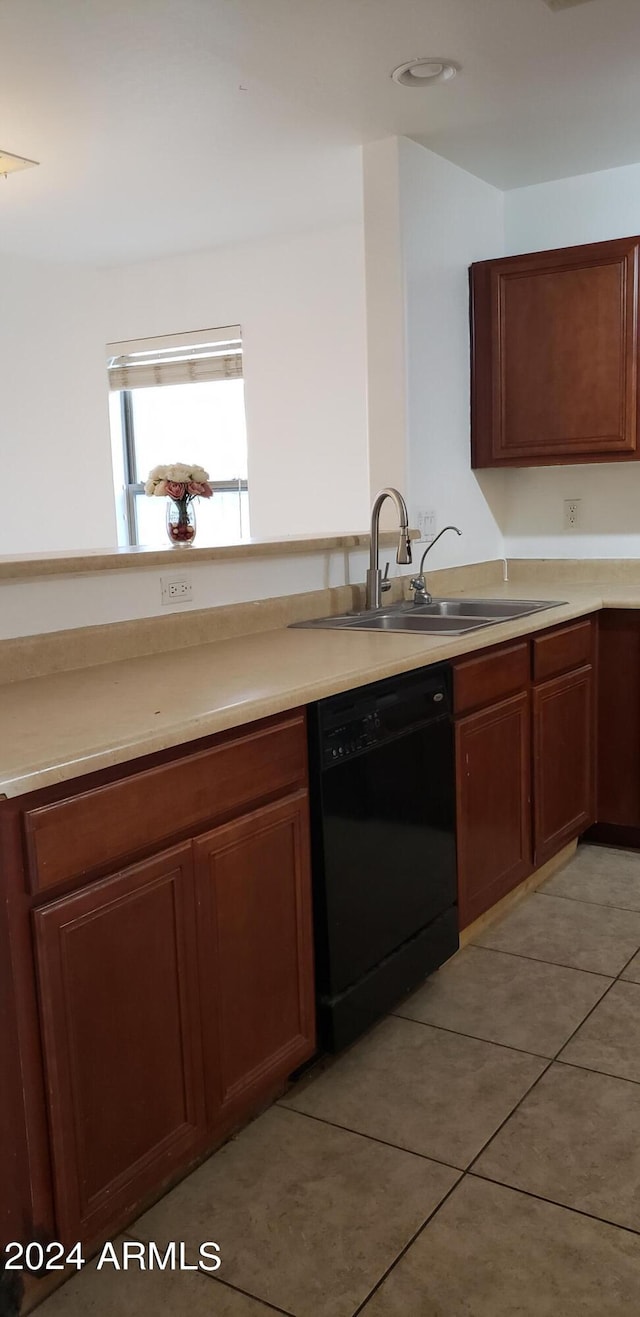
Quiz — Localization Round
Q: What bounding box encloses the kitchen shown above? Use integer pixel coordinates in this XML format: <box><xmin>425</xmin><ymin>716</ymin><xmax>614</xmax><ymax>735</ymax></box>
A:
<box><xmin>3</xmin><ymin>1</ymin><xmax>640</xmax><ymax>1313</ymax></box>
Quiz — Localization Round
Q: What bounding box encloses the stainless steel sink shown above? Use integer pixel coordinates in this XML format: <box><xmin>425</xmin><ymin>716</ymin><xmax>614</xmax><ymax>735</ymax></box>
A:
<box><xmin>347</xmin><ymin>613</ymin><xmax>492</xmax><ymax>633</ymax></box>
<box><xmin>292</xmin><ymin>598</ymin><xmax>566</xmax><ymax>636</ymax></box>
<box><xmin>413</xmin><ymin>599</ymin><xmax>563</xmax><ymax>619</ymax></box>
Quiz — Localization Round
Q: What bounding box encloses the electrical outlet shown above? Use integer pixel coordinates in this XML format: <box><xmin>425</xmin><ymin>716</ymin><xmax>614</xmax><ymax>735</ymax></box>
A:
<box><xmin>417</xmin><ymin>509</ymin><xmax>437</xmax><ymax>542</ymax></box>
<box><xmin>563</xmin><ymin>499</ymin><xmax>581</xmax><ymax>531</ymax></box>
<box><xmin>161</xmin><ymin>576</ymin><xmax>193</xmax><ymax>605</ymax></box>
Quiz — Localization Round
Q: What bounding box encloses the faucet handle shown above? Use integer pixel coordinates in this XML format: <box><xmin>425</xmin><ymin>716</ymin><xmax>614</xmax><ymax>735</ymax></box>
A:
<box><xmin>381</xmin><ymin>561</ymin><xmax>391</xmax><ymax>593</ymax></box>
<box><xmin>410</xmin><ymin>574</ymin><xmax>431</xmax><ymax>605</ymax></box>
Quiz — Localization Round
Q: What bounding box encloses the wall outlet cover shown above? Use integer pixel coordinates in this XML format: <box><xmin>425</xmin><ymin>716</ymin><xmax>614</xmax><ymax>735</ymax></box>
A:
<box><xmin>563</xmin><ymin>499</ymin><xmax>581</xmax><ymax>531</ymax></box>
<box><xmin>161</xmin><ymin>576</ymin><xmax>193</xmax><ymax>605</ymax></box>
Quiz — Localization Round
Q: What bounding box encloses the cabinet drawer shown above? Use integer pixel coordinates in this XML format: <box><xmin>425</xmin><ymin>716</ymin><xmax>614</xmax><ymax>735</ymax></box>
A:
<box><xmin>24</xmin><ymin>713</ymin><xmax>307</xmax><ymax>894</ymax></box>
<box><xmin>533</xmin><ymin>619</ymin><xmax>593</xmax><ymax>683</ymax></box>
<box><xmin>454</xmin><ymin>642</ymin><xmax>529</xmax><ymax>716</ymax></box>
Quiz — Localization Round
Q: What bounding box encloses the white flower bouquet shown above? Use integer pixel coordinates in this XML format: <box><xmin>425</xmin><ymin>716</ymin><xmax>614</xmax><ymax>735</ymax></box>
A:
<box><xmin>145</xmin><ymin>463</ymin><xmax>213</xmax><ymax>545</ymax></box>
<box><xmin>144</xmin><ymin>462</ymin><xmax>213</xmax><ymax>501</ymax></box>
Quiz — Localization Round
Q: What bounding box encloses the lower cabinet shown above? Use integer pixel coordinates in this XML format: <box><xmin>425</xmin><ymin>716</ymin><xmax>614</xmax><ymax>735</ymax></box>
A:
<box><xmin>456</xmin><ymin>692</ymin><xmax>532</xmax><ymax>928</ymax></box>
<box><xmin>33</xmin><ymin>844</ymin><xmax>206</xmax><ymax>1242</ymax></box>
<box><xmin>194</xmin><ymin>792</ymin><xmax>315</xmax><ymax>1135</ymax></box>
<box><xmin>533</xmin><ymin>665</ymin><xmax>595</xmax><ymax>864</ymax></box>
<box><xmin>454</xmin><ymin>618</ymin><xmax>596</xmax><ymax>930</ymax></box>
<box><xmin>595</xmin><ymin>610</ymin><xmax>640</xmax><ymax>837</ymax></box>
<box><xmin>24</xmin><ymin>712</ymin><xmax>316</xmax><ymax>1247</ymax></box>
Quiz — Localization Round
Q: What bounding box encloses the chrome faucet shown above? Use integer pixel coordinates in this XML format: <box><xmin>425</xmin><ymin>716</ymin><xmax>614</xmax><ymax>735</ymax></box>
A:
<box><xmin>410</xmin><ymin>525</ymin><xmax>462</xmax><ymax>605</ymax></box>
<box><xmin>366</xmin><ymin>488</ymin><xmax>412</xmax><ymax>610</ymax></box>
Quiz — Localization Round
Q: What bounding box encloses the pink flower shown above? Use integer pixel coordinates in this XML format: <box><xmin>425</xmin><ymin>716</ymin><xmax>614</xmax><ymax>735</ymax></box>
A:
<box><xmin>165</xmin><ymin>481</ymin><xmax>187</xmax><ymax>499</ymax></box>
<box><xmin>188</xmin><ymin>481</ymin><xmax>212</xmax><ymax>497</ymax></box>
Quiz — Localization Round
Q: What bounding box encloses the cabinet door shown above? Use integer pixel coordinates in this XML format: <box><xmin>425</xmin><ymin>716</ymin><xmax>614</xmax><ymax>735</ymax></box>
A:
<box><xmin>33</xmin><ymin>844</ymin><xmax>206</xmax><ymax>1242</ymax></box>
<box><xmin>597</xmin><ymin>611</ymin><xmax>640</xmax><ymax>835</ymax></box>
<box><xmin>533</xmin><ymin>665</ymin><xmax>595</xmax><ymax>865</ymax></box>
<box><xmin>471</xmin><ymin>237</ymin><xmax>640</xmax><ymax>467</ymax></box>
<box><xmin>456</xmin><ymin>692</ymin><xmax>532</xmax><ymax>929</ymax></box>
<box><xmin>194</xmin><ymin>792</ymin><xmax>315</xmax><ymax>1134</ymax></box>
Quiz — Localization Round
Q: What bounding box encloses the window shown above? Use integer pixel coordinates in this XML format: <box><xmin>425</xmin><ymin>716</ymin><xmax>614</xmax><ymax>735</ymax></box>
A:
<box><xmin>108</xmin><ymin>326</ymin><xmax>249</xmax><ymax>547</ymax></box>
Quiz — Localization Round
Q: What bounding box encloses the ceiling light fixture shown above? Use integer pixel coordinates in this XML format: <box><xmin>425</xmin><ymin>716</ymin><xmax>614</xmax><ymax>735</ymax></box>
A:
<box><xmin>391</xmin><ymin>58</ymin><xmax>459</xmax><ymax>87</ymax></box>
<box><xmin>543</xmin><ymin>0</ymin><xmax>595</xmax><ymax>9</ymax></box>
<box><xmin>0</xmin><ymin>149</ymin><xmax>39</xmax><ymax>179</ymax></box>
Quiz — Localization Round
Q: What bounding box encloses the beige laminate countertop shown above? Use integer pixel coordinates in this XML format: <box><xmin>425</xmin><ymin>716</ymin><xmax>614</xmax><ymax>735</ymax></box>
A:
<box><xmin>1</xmin><ymin>578</ymin><xmax>637</xmax><ymax>799</ymax></box>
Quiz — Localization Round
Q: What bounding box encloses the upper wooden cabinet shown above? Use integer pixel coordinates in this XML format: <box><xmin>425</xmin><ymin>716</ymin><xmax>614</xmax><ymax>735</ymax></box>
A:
<box><xmin>471</xmin><ymin>236</ymin><xmax>640</xmax><ymax>467</ymax></box>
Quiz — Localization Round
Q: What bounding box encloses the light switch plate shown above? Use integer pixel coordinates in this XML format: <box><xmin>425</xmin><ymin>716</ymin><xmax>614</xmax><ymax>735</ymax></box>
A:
<box><xmin>417</xmin><ymin>509</ymin><xmax>437</xmax><ymax>542</ymax></box>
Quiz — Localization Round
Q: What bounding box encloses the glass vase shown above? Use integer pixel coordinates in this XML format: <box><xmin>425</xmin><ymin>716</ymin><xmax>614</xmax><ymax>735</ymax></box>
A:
<box><xmin>166</xmin><ymin>496</ymin><xmax>196</xmax><ymax>546</ymax></box>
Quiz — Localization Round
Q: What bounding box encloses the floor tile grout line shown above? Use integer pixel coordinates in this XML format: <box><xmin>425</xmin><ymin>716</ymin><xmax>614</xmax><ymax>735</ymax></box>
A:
<box><xmin>467</xmin><ymin>1169</ymin><xmax>640</xmax><ymax>1240</ymax></box>
<box><xmin>464</xmin><ymin>1057</ymin><xmax>556</xmax><ymax>1176</ymax></box>
<box><xmin>349</xmin><ymin>1174</ymin><xmax>463</xmax><ymax>1317</ymax></box>
<box><xmin>469</xmin><ymin>941</ymin><xmax>630</xmax><ymax>978</ymax></box>
<box><xmin>123</xmin><ymin>1232</ymin><xmax>297</xmax><ymax>1316</ymax></box>
<box><xmin>550</xmin><ymin>970</ymin><xmax>625</xmax><ymax>1056</ymax></box>
<box><xmin>276</xmin><ymin>1102</ymin><xmax>465</xmax><ymax>1174</ymax></box>
<box><xmin>461</xmin><ymin>942</ymin><xmax>613</xmax><ymax>977</ymax></box>
<box><xmin>613</xmin><ymin>942</ymin><xmax>640</xmax><ymax>982</ymax></box>
<box><xmin>555</xmin><ymin>1055</ymin><xmax>640</xmax><ymax>1089</ymax></box>
<box><xmin>205</xmin><ymin>1273</ymin><xmax>298</xmax><ymax>1315</ymax></box>
<box><xmin>466</xmin><ymin>968</ymin><xmax>627</xmax><ymax>1176</ymax></box>
<box><xmin>537</xmin><ymin>888</ymin><xmax>640</xmax><ymax>915</ymax></box>
<box><xmin>388</xmin><ymin>1011</ymin><xmax>552</xmax><ymax>1060</ymax></box>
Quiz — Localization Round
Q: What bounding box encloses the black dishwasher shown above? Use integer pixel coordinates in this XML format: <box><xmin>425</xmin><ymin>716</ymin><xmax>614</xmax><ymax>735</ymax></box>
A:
<box><xmin>308</xmin><ymin>663</ymin><xmax>458</xmax><ymax>1052</ymax></box>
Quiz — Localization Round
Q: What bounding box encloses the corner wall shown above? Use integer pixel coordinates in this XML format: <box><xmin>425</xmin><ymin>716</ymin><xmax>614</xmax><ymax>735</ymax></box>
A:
<box><xmin>396</xmin><ymin>138</ymin><xmax>507</xmax><ymax>570</ymax></box>
<box><xmin>504</xmin><ymin>162</ymin><xmax>640</xmax><ymax>559</ymax></box>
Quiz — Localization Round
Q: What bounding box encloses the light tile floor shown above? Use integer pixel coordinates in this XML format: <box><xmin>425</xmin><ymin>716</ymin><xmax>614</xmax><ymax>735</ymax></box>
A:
<box><xmin>37</xmin><ymin>844</ymin><xmax>640</xmax><ymax>1315</ymax></box>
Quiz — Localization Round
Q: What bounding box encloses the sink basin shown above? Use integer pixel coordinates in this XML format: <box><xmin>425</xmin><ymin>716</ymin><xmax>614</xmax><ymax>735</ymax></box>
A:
<box><xmin>412</xmin><ymin>598</ymin><xmax>564</xmax><ymax>619</ymax></box>
<box><xmin>292</xmin><ymin>598</ymin><xmax>566</xmax><ymax>636</ymax></box>
<box><xmin>345</xmin><ymin>612</ymin><xmax>493</xmax><ymax>634</ymax></box>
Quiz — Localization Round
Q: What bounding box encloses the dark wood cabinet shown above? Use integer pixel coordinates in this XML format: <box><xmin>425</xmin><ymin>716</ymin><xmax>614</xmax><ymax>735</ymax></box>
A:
<box><xmin>2</xmin><ymin>708</ymin><xmax>315</xmax><ymax>1254</ymax></box>
<box><xmin>456</xmin><ymin>691</ymin><xmax>532</xmax><ymax>928</ymax></box>
<box><xmin>33</xmin><ymin>844</ymin><xmax>206</xmax><ymax>1242</ymax></box>
<box><xmin>471</xmin><ymin>236</ymin><xmax>640</xmax><ymax>468</ymax></box>
<box><xmin>593</xmin><ymin>611</ymin><xmax>640</xmax><ymax>842</ymax></box>
<box><xmin>194</xmin><ymin>792</ymin><xmax>315</xmax><ymax>1135</ymax></box>
<box><xmin>533</xmin><ymin>666</ymin><xmax>595</xmax><ymax>865</ymax></box>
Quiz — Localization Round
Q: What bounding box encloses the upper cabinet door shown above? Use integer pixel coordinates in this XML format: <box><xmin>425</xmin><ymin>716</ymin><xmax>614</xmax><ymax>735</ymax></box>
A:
<box><xmin>471</xmin><ymin>237</ymin><xmax>640</xmax><ymax>467</ymax></box>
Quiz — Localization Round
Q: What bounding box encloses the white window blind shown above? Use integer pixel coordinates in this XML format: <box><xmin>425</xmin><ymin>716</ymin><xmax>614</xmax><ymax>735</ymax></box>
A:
<box><xmin>107</xmin><ymin>325</ymin><xmax>243</xmax><ymax>391</ymax></box>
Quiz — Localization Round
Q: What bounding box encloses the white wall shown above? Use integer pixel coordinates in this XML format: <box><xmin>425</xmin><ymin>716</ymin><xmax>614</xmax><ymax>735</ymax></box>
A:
<box><xmin>101</xmin><ymin>224</ymin><xmax>370</xmax><ymax>542</ymax></box>
<box><xmin>0</xmin><ymin>253</ymin><xmax>117</xmax><ymax>554</ymax></box>
<box><xmin>1</xmin><ymin>219</ymin><xmax>370</xmax><ymax>558</ymax></box>
<box><xmin>362</xmin><ymin>138</ymin><xmax>408</xmax><ymax>508</ymax></box>
<box><xmin>396</xmin><ymin>139</ymin><xmax>507</xmax><ymax>569</ymax></box>
<box><xmin>0</xmin><ymin>545</ymin><xmax>406</xmax><ymax>639</ymax></box>
<box><xmin>504</xmin><ymin>162</ymin><xmax>640</xmax><ymax>559</ymax></box>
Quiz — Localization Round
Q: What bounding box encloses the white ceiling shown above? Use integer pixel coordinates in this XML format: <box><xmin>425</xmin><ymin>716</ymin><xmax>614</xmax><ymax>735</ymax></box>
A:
<box><xmin>1</xmin><ymin>0</ymin><xmax>640</xmax><ymax>265</ymax></box>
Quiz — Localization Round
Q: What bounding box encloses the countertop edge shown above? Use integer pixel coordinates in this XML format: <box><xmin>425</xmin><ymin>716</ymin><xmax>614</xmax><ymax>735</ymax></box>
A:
<box><xmin>0</xmin><ymin>593</ymin><xmax>606</xmax><ymax>800</ymax></box>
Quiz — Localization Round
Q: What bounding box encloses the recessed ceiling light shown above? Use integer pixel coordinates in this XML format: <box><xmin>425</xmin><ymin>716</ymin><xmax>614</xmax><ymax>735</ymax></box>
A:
<box><xmin>391</xmin><ymin>58</ymin><xmax>459</xmax><ymax>87</ymax></box>
<box><xmin>0</xmin><ymin>148</ymin><xmax>39</xmax><ymax>178</ymax></box>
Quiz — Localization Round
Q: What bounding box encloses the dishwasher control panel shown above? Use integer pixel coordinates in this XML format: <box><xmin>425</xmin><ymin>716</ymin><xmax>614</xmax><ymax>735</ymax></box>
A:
<box><xmin>317</xmin><ymin>667</ymin><xmax>451</xmax><ymax>769</ymax></box>
<box><xmin>323</xmin><ymin>714</ymin><xmax>379</xmax><ymax>765</ymax></box>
